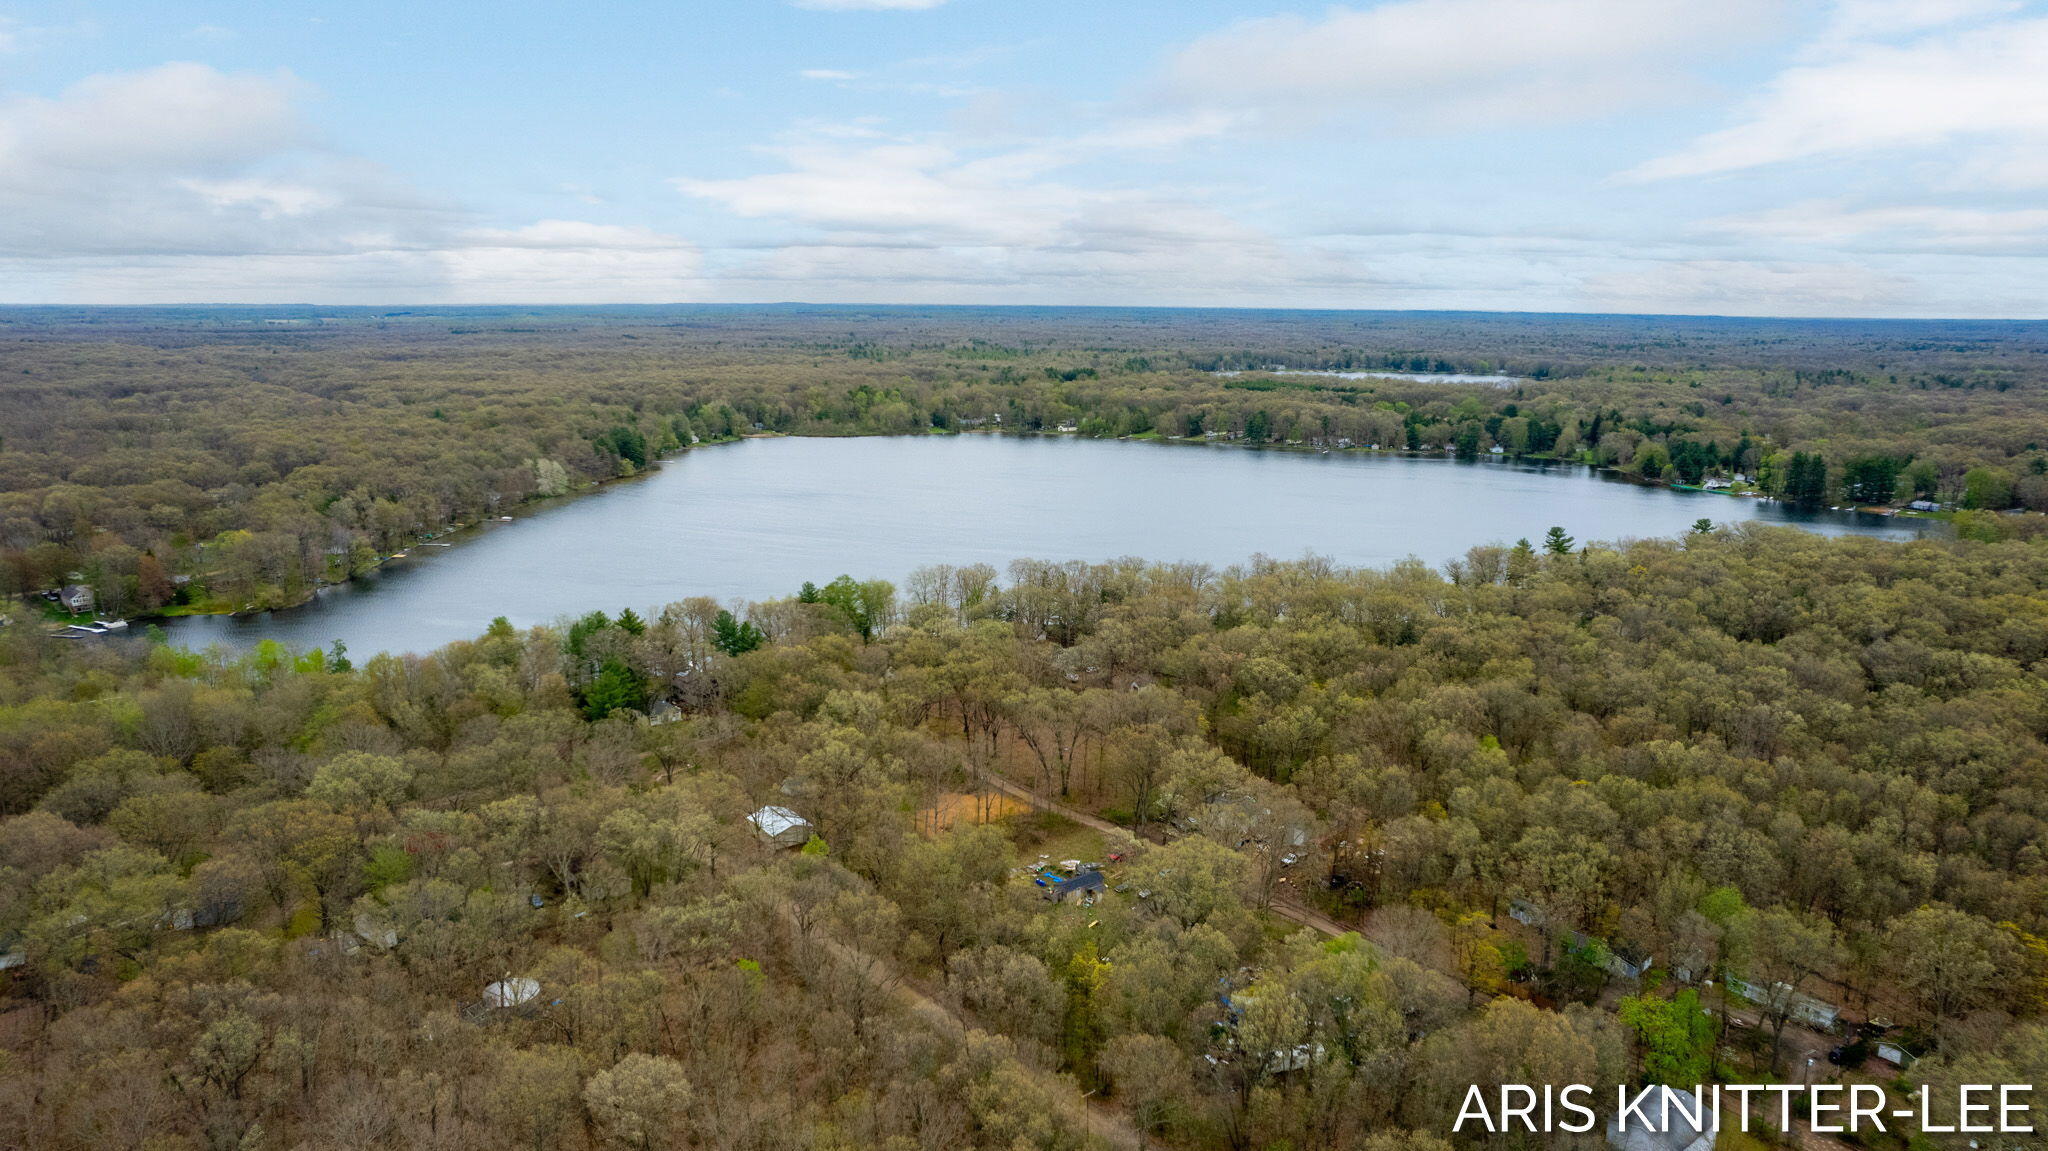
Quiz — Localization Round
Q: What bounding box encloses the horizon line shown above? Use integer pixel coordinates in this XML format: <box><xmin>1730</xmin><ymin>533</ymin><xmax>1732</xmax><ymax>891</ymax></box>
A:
<box><xmin>0</xmin><ymin>301</ymin><xmax>2044</xmax><ymax>324</ymax></box>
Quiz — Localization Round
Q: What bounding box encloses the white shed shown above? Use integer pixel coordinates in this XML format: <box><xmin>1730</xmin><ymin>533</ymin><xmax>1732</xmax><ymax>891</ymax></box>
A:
<box><xmin>749</xmin><ymin>805</ymin><xmax>812</xmax><ymax>848</ymax></box>
<box><xmin>484</xmin><ymin>977</ymin><xmax>542</xmax><ymax>1009</ymax></box>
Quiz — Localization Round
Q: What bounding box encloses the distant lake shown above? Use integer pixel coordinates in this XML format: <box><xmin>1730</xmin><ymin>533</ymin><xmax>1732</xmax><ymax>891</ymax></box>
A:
<box><xmin>153</xmin><ymin>435</ymin><xmax>1935</xmax><ymax>656</ymax></box>
<box><xmin>1215</xmin><ymin>368</ymin><xmax>1526</xmax><ymax>386</ymax></box>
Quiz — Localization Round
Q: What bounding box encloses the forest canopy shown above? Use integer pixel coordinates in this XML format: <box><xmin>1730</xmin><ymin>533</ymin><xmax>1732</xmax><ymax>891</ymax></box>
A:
<box><xmin>1</xmin><ymin>525</ymin><xmax>2046</xmax><ymax>1149</ymax></box>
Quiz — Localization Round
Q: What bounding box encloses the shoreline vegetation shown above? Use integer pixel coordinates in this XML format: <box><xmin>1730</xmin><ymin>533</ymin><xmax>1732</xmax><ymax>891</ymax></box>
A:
<box><xmin>3</xmin><ymin>527</ymin><xmax>2046</xmax><ymax>1148</ymax></box>
<box><xmin>9</xmin><ymin>305</ymin><xmax>2039</xmax><ymax>628</ymax></box>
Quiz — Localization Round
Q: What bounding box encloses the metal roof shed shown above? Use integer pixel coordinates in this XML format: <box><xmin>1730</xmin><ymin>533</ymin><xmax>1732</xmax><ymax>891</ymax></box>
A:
<box><xmin>749</xmin><ymin>805</ymin><xmax>812</xmax><ymax>848</ymax></box>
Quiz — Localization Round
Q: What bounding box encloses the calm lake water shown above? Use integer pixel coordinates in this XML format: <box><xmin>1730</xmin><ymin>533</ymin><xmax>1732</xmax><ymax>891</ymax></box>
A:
<box><xmin>155</xmin><ymin>435</ymin><xmax>1934</xmax><ymax>656</ymax></box>
<box><xmin>1215</xmin><ymin>369</ymin><xmax>1526</xmax><ymax>386</ymax></box>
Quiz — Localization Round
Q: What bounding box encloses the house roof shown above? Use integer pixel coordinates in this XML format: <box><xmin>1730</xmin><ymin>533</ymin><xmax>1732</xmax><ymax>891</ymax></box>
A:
<box><xmin>749</xmin><ymin>805</ymin><xmax>809</xmax><ymax>838</ymax></box>
<box><xmin>1048</xmin><ymin>872</ymin><xmax>1106</xmax><ymax>896</ymax></box>
<box><xmin>484</xmin><ymin>977</ymin><xmax>541</xmax><ymax>1008</ymax></box>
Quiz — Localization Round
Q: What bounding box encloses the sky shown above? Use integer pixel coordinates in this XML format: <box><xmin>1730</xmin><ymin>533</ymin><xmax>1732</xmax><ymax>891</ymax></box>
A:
<box><xmin>0</xmin><ymin>0</ymin><xmax>2044</xmax><ymax>315</ymax></box>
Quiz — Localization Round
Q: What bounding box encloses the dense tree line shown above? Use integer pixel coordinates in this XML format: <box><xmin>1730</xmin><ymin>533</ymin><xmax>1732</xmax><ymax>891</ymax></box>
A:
<box><xmin>2</xmin><ymin>526</ymin><xmax>2046</xmax><ymax>1148</ymax></box>
<box><xmin>7</xmin><ymin>306</ymin><xmax>2048</xmax><ymax>618</ymax></box>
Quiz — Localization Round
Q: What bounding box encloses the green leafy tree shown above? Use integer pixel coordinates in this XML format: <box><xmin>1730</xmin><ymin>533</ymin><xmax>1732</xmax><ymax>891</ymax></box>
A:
<box><xmin>816</xmin><ymin>574</ymin><xmax>894</xmax><ymax>642</ymax></box>
<box><xmin>583</xmin><ymin>659</ymin><xmax>648</xmax><ymax>720</ymax></box>
<box><xmin>1964</xmin><ymin>466</ymin><xmax>2016</xmax><ymax>510</ymax></box>
<box><xmin>1841</xmin><ymin>455</ymin><xmax>1902</xmax><ymax>504</ymax></box>
<box><xmin>306</xmin><ymin>752</ymin><xmax>412</xmax><ymax>815</ymax></box>
<box><xmin>1619</xmin><ymin>988</ymin><xmax>1715</xmax><ymax>1086</ymax></box>
<box><xmin>712</xmin><ymin>609</ymin><xmax>765</xmax><ymax>655</ymax></box>
<box><xmin>1784</xmin><ymin>451</ymin><xmax>1830</xmax><ymax>505</ymax></box>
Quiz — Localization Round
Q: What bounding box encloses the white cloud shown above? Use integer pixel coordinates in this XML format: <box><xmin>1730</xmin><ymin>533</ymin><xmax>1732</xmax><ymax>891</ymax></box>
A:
<box><xmin>464</xmin><ymin>220</ymin><xmax>696</xmax><ymax>251</ymax></box>
<box><xmin>792</xmin><ymin>0</ymin><xmax>948</xmax><ymax>10</ymax></box>
<box><xmin>1820</xmin><ymin>0</ymin><xmax>2017</xmax><ymax>40</ymax></box>
<box><xmin>0</xmin><ymin>242</ymin><xmax>704</xmax><ymax>305</ymax></box>
<box><xmin>179</xmin><ymin>177</ymin><xmax>344</xmax><ymax>220</ymax></box>
<box><xmin>0</xmin><ymin>63</ymin><xmax>704</xmax><ymax>302</ymax></box>
<box><xmin>437</xmin><ymin>223</ymin><xmax>702</xmax><ymax>302</ymax></box>
<box><xmin>1157</xmin><ymin>0</ymin><xmax>1789</xmax><ymax>131</ymax></box>
<box><xmin>1703</xmin><ymin>200</ymin><xmax>2048</xmax><ymax>253</ymax></box>
<box><xmin>675</xmin><ymin>125</ymin><xmax>1381</xmax><ymax>303</ymax></box>
<box><xmin>799</xmin><ymin>69</ymin><xmax>860</xmax><ymax>80</ymax></box>
<box><xmin>1629</xmin><ymin>11</ymin><xmax>2048</xmax><ymax>180</ymax></box>
<box><xmin>0</xmin><ymin>62</ymin><xmax>306</xmax><ymax>173</ymax></box>
<box><xmin>1577</xmin><ymin>258</ymin><xmax>1917</xmax><ymax>314</ymax></box>
<box><xmin>679</xmin><ymin>140</ymin><xmax>1080</xmax><ymax>246</ymax></box>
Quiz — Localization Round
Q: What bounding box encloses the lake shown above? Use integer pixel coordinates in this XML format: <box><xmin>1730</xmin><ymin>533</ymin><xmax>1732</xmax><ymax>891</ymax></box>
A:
<box><xmin>153</xmin><ymin>435</ymin><xmax>1935</xmax><ymax>656</ymax></box>
<box><xmin>1215</xmin><ymin>369</ymin><xmax>1526</xmax><ymax>386</ymax></box>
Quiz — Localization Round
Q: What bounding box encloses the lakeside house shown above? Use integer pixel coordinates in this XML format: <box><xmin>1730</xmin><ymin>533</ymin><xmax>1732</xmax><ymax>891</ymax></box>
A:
<box><xmin>56</xmin><ymin>584</ymin><xmax>94</xmax><ymax>614</ymax></box>
<box><xmin>1907</xmin><ymin>499</ymin><xmax>1942</xmax><ymax>512</ymax></box>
